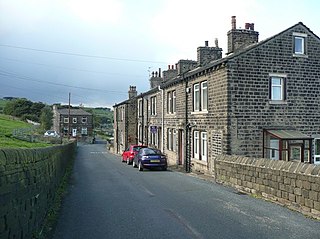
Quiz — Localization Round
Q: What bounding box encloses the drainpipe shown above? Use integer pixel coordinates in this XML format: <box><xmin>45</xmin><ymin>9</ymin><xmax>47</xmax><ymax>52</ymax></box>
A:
<box><xmin>184</xmin><ymin>73</ymin><xmax>191</xmax><ymax>173</ymax></box>
<box><xmin>158</xmin><ymin>85</ymin><xmax>164</xmax><ymax>152</ymax></box>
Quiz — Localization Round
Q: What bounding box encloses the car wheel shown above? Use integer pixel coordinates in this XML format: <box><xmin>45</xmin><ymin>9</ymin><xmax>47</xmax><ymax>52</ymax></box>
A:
<box><xmin>138</xmin><ymin>162</ymin><xmax>143</xmax><ymax>171</ymax></box>
<box><xmin>133</xmin><ymin>161</ymin><xmax>136</xmax><ymax>168</ymax></box>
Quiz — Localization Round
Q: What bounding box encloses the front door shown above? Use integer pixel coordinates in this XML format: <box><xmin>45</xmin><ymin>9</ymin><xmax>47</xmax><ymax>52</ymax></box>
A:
<box><xmin>72</xmin><ymin>128</ymin><xmax>77</xmax><ymax>137</ymax></box>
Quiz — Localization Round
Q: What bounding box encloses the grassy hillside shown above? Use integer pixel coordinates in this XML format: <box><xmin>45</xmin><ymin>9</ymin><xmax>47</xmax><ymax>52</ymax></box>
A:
<box><xmin>0</xmin><ymin>99</ymin><xmax>7</xmax><ymax>114</ymax></box>
<box><xmin>0</xmin><ymin>114</ymin><xmax>50</xmax><ymax>148</ymax></box>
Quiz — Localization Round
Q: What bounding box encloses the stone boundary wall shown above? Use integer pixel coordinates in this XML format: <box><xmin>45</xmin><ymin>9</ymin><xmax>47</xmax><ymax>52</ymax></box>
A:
<box><xmin>0</xmin><ymin>142</ymin><xmax>77</xmax><ymax>239</ymax></box>
<box><xmin>215</xmin><ymin>155</ymin><xmax>320</xmax><ymax>218</ymax></box>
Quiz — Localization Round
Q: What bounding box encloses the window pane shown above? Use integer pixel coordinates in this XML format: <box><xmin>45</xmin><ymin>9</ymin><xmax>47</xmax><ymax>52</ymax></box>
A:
<box><xmin>271</xmin><ymin>77</ymin><xmax>283</xmax><ymax>100</ymax></box>
<box><xmin>201</xmin><ymin>82</ymin><xmax>208</xmax><ymax>111</ymax></box>
<box><xmin>295</xmin><ymin>37</ymin><xmax>304</xmax><ymax>54</ymax></box>
<box><xmin>315</xmin><ymin>139</ymin><xmax>320</xmax><ymax>155</ymax></box>
<box><xmin>194</xmin><ymin>84</ymin><xmax>200</xmax><ymax>111</ymax></box>
<box><xmin>201</xmin><ymin>132</ymin><xmax>207</xmax><ymax>161</ymax></box>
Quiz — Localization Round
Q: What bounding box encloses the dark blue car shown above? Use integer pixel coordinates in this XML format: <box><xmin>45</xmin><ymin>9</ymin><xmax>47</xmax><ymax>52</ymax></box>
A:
<box><xmin>132</xmin><ymin>147</ymin><xmax>167</xmax><ymax>171</ymax></box>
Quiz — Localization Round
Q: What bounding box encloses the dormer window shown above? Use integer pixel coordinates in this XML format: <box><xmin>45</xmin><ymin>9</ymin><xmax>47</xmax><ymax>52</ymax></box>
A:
<box><xmin>293</xmin><ymin>32</ymin><xmax>307</xmax><ymax>56</ymax></box>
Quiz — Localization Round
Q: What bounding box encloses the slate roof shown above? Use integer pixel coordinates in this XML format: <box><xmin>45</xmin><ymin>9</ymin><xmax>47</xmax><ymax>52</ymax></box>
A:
<box><xmin>57</xmin><ymin>108</ymin><xmax>92</xmax><ymax>116</ymax></box>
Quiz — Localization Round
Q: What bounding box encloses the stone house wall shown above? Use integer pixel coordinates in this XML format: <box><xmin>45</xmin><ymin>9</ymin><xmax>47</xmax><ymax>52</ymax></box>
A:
<box><xmin>227</xmin><ymin>23</ymin><xmax>320</xmax><ymax>158</ymax></box>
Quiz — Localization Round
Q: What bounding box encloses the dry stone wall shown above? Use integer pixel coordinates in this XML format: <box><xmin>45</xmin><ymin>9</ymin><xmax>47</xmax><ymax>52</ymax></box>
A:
<box><xmin>0</xmin><ymin>142</ymin><xmax>76</xmax><ymax>239</ymax></box>
<box><xmin>215</xmin><ymin>155</ymin><xmax>320</xmax><ymax>218</ymax></box>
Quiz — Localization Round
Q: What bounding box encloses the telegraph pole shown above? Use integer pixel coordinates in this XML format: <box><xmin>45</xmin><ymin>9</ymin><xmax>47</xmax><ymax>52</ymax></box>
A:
<box><xmin>68</xmin><ymin>92</ymin><xmax>71</xmax><ymax>139</ymax></box>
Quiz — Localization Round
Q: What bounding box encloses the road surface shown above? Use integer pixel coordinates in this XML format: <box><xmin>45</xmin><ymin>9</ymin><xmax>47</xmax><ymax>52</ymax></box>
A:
<box><xmin>53</xmin><ymin>142</ymin><xmax>320</xmax><ymax>239</ymax></box>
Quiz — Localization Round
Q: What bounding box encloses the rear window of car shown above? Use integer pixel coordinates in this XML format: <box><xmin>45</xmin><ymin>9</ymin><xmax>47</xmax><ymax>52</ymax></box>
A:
<box><xmin>144</xmin><ymin>148</ymin><xmax>159</xmax><ymax>155</ymax></box>
<box><xmin>133</xmin><ymin>146</ymin><xmax>147</xmax><ymax>152</ymax></box>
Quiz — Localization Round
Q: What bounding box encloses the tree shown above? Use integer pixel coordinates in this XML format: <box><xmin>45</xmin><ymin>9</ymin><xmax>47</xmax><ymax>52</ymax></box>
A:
<box><xmin>40</xmin><ymin>106</ymin><xmax>53</xmax><ymax>130</ymax></box>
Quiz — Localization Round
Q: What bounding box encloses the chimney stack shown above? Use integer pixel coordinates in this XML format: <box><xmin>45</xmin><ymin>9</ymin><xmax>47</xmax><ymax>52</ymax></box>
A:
<box><xmin>227</xmin><ymin>16</ymin><xmax>259</xmax><ymax>55</ymax></box>
<box><xmin>231</xmin><ymin>16</ymin><xmax>236</xmax><ymax>30</ymax></box>
<box><xmin>128</xmin><ymin>85</ymin><xmax>137</xmax><ymax>99</ymax></box>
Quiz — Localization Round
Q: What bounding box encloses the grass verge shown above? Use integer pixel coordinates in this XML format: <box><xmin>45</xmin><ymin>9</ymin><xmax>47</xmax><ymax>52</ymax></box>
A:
<box><xmin>33</xmin><ymin>157</ymin><xmax>75</xmax><ymax>239</ymax></box>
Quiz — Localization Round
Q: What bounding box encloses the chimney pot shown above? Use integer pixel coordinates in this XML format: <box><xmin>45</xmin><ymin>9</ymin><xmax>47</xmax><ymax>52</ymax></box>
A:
<box><xmin>205</xmin><ymin>41</ymin><xmax>209</xmax><ymax>47</ymax></box>
<box><xmin>168</xmin><ymin>65</ymin><xmax>170</xmax><ymax>70</ymax></box>
<box><xmin>172</xmin><ymin>65</ymin><xmax>174</xmax><ymax>69</ymax></box>
<box><xmin>159</xmin><ymin>68</ymin><xmax>161</xmax><ymax>77</ymax></box>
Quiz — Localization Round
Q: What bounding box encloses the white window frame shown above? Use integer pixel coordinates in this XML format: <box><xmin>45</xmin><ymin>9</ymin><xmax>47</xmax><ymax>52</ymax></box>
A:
<box><xmin>81</xmin><ymin>127</ymin><xmax>88</xmax><ymax>135</ymax></box>
<box><xmin>72</xmin><ymin>117</ymin><xmax>77</xmax><ymax>123</ymax></box>
<box><xmin>293</xmin><ymin>32</ymin><xmax>307</xmax><ymax>56</ymax></box>
<box><xmin>314</xmin><ymin>138</ymin><xmax>320</xmax><ymax>164</ymax></box>
<box><xmin>173</xmin><ymin>129</ymin><xmax>177</xmax><ymax>152</ymax></box>
<box><xmin>64</xmin><ymin>117</ymin><xmax>69</xmax><ymax>123</ymax></box>
<box><xmin>138</xmin><ymin>99</ymin><xmax>143</xmax><ymax>117</ymax></box>
<box><xmin>269</xmin><ymin>74</ymin><xmax>287</xmax><ymax>102</ymax></box>
<box><xmin>172</xmin><ymin>90</ymin><xmax>176</xmax><ymax>113</ymax></box>
<box><xmin>82</xmin><ymin>117</ymin><xmax>87</xmax><ymax>123</ymax></box>
<box><xmin>201</xmin><ymin>81</ymin><xmax>208</xmax><ymax>111</ymax></box>
<box><xmin>167</xmin><ymin>92</ymin><xmax>172</xmax><ymax>114</ymax></box>
<box><xmin>194</xmin><ymin>83</ymin><xmax>200</xmax><ymax>111</ymax></box>
<box><xmin>151</xmin><ymin>96</ymin><xmax>157</xmax><ymax>116</ymax></box>
<box><xmin>201</xmin><ymin>132</ymin><xmax>207</xmax><ymax>161</ymax></box>
<box><xmin>168</xmin><ymin>129</ymin><xmax>172</xmax><ymax>150</ymax></box>
<box><xmin>193</xmin><ymin>131</ymin><xmax>200</xmax><ymax>159</ymax></box>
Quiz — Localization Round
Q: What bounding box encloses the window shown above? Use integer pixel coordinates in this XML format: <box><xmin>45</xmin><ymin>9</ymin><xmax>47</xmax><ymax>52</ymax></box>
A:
<box><xmin>150</xmin><ymin>96</ymin><xmax>157</xmax><ymax>116</ymax></box>
<box><xmin>314</xmin><ymin>138</ymin><xmax>320</xmax><ymax>164</ymax></box>
<box><xmin>201</xmin><ymin>82</ymin><xmax>208</xmax><ymax>111</ymax></box>
<box><xmin>64</xmin><ymin>117</ymin><xmax>69</xmax><ymax>123</ymax></box>
<box><xmin>194</xmin><ymin>84</ymin><xmax>200</xmax><ymax>111</ymax></box>
<box><xmin>294</xmin><ymin>37</ymin><xmax>305</xmax><ymax>54</ymax></box>
<box><xmin>173</xmin><ymin>91</ymin><xmax>176</xmax><ymax>113</ymax></box>
<box><xmin>269</xmin><ymin>76</ymin><xmax>286</xmax><ymax>101</ymax></box>
<box><xmin>173</xmin><ymin>129</ymin><xmax>177</xmax><ymax>152</ymax></box>
<box><xmin>82</xmin><ymin>117</ymin><xmax>87</xmax><ymax>123</ymax></box>
<box><xmin>73</xmin><ymin>117</ymin><xmax>77</xmax><ymax>123</ymax></box>
<box><xmin>167</xmin><ymin>129</ymin><xmax>172</xmax><ymax>150</ymax></box>
<box><xmin>193</xmin><ymin>131</ymin><xmax>207</xmax><ymax>161</ymax></box>
<box><xmin>193</xmin><ymin>81</ymin><xmax>207</xmax><ymax>112</ymax></box>
<box><xmin>201</xmin><ymin>132</ymin><xmax>207</xmax><ymax>161</ymax></box>
<box><xmin>138</xmin><ymin>99</ymin><xmax>143</xmax><ymax>117</ymax></box>
<box><xmin>81</xmin><ymin>127</ymin><xmax>88</xmax><ymax>135</ymax></box>
<box><xmin>193</xmin><ymin>131</ymin><xmax>200</xmax><ymax>159</ymax></box>
<box><xmin>138</xmin><ymin>124</ymin><xmax>142</xmax><ymax>142</ymax></box>
<box><xmin>167</xmin><ymin>90</ymin><xmax>176</xmax><ymax>114</ymax></box>
<box><xmin>293</xmin><ymin>32</ymin><xmax>307</xmax><ymax>56</ymax></box>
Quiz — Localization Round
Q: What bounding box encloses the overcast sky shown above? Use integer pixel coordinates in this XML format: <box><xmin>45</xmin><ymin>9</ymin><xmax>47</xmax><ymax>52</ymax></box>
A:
<box><xmin>1</xmin><ymin>0</ymin><xmax>319</xmax><ymax>108</ymax></box>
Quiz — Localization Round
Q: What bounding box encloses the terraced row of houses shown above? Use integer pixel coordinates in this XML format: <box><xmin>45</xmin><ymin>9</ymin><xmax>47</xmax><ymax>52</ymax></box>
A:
<box><xmin>113</xmin><ymin>16</ymin><xmax>320</xmax><ymax>174</ymax></box>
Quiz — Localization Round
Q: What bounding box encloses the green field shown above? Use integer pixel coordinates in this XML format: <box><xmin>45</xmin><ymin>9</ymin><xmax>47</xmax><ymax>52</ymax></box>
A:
<box><xmin>0</xmin><ymin>114</ymin><xmax>50</xmax><ymax>148</ymax></box>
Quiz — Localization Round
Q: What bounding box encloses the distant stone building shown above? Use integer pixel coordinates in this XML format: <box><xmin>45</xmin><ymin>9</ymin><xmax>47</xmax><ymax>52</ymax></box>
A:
<box><xmin>113</xmin><ymin>16</ymin><xmax>320</xmax><ymax>174</ymax></box>
<box><xmin>53</xmin><ymin>105</ymin><xmax>93</xmax><ymax>138</ymax></box>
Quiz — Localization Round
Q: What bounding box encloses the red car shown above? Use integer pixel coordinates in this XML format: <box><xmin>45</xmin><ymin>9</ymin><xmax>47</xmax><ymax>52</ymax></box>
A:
<box><xmin>122</xmin><ymin>145</ymin><xmax>147</xmax><ymax>165</ymax></box>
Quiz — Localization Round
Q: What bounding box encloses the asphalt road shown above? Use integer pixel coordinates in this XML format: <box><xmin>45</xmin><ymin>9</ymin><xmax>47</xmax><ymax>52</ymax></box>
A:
<box><xmin>53</xmin><ymin>142</ymin><xmax>320</xmax><ymax>239</ymax></box>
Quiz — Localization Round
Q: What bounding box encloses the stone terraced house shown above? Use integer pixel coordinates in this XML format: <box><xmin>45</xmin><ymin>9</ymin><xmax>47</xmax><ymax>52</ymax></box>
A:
<box><xmin>113</xmin><ymin>17</ymin><xmax>320</xmax><ymax>174</ymax></box>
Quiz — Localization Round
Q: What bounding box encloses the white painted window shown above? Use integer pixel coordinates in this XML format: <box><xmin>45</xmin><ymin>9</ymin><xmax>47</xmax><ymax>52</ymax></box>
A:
<box><xmin>194</xmin><ymin>131</ymin><xmax>200</xmax><ymax>159</ymax></box>
<box><xmin>201</xmin><ymin>81</ymin><xmax>208</xmax><ymax>111</ymax></box>
<box><xmin>173</xmin><ymin>129</ymin><xmax>177</xmax><ymax>152</ymax></box>
<box><xmin>172</xmin><ymin>90</ymin><xmax>176</xmax><ymax>113</ymax></box>
<box><xmin>270</xmin><ymin>77</ymin><xmax>286</xmax><ymax>101</ymax></box>
<box><xmin>294</xmin><ymin>36</ymin><xmax>305</xmax><ymax>54</ymax></box>
<box><xmin>81</xmin><ymin>127</ymin><xmax>87</xmax><ymax>135</ymax></box>
<box><xmin>270</xmin><ymin>139</ymin><xmax>279</xmax><ymax>160</ymax></box>
<box><xmin>201</xmin><ymin>132</ymin><xmax>207</xmax><ymax>161</ymax></box>
<box><xmin>72</xmin><ymin>117</ymin><xmax>77</xmax><ymax>123</ymax></box>
<box><xmin>314</xmin><ymin>138</ymin><xmax>320</xmax><ymax>164</ymax></box>
<box><xmin>64</xmin><ymin>117</ymin><xmax>69</xmax><ymax>123</ymax></box>
<box><xmin>194</xmin><ymin>84</ymin><xmax>200</xmax><ymax>111</ymax></box>
<box><xmin>82</xmin><ymin>117</ymin><xmax>87</xmax><ymax>123</ymax></box>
